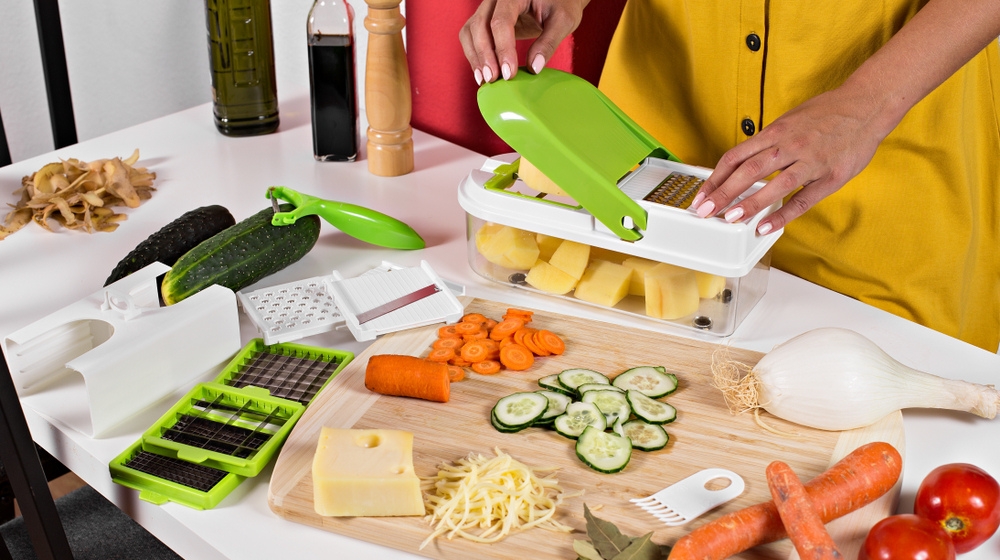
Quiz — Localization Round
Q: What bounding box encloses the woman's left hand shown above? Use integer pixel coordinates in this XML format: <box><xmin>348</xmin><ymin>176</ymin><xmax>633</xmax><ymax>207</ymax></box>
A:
<box><xmin>691</xmin><ymin>86</ymin><xmax>889</xmax><ymax>235</ymax></box>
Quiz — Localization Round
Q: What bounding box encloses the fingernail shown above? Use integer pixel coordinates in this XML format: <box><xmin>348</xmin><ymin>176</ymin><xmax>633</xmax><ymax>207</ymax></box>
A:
<box><xmin>691</xmin><ymin>192</ymin><xmax>705</xmax><ymax>209</ymax></box>
<box><xmin>531</xmin><ymin>53</ymin><xmax>545</xmax><ymax>74</ymax></box>
<box><xmin>757</xmin><ymin>222</ymin><xmax>773</xmax><ymax>235</ymax></box>
<box><xmin>501</xmin><ymin>63</ymin><xmax>512</xmax><ymax>80</ymax></box>
<box><xmin>724</xmin><ymin>207</ymin><xmax>744</xmax><ymax>223</ymax></box>
<box><xmin>483</xmin><ymin>66</ymin><xmax>493</xmax><ymax>83</ymax></box>
<box><xmin>474</xmin><ymin>68</ymin><xmax>483</xmax><ymax>85</ymax></box>
<box><xmin>696</xmin><ymin>200</ymin><xmax>715</xmax><ymax>218</ymax></box>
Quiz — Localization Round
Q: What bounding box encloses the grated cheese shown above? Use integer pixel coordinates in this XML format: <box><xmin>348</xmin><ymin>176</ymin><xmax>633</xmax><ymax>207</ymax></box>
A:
<box><xmin>419</xmin><ymin>447</ymin><xmax>575</xmax><ymax>549</ymax></box>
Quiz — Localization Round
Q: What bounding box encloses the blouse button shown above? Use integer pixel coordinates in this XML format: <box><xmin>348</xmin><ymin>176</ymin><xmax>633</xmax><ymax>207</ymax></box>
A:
<box><xmin>741</xmin><ymin>118</ymin><xmax>756</xmax><ymax>136</ymax></box>
<box><xmin>746</xmin><ymin>33</ymin><xmax>761</xmax><ymax>51</ymax></box>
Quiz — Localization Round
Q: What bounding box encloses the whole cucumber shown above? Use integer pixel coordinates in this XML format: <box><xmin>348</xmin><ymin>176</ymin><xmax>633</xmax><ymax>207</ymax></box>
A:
<box><xmin>160</xmin><ymin>204</ymin><xmax>321</xmax><ymax>305</ymax></box>
<box><xmin>104</xmin><ymin>205</ymin><xmax>236</xmax><ymax>286</ymax></box>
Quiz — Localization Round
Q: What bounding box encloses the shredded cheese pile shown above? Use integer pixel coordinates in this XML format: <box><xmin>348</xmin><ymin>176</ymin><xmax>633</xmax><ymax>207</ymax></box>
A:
<box><xmin>420</xmin><ymin>448</ymin><xmax>574</xmax><ymax>549</ymax></box>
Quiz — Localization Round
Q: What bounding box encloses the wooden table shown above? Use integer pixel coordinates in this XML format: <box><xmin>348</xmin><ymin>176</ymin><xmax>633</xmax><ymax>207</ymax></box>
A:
<box><xmin>2</xmin><ymin>92</ymin><xmax>999</xmax><ymax>559</ymax></box>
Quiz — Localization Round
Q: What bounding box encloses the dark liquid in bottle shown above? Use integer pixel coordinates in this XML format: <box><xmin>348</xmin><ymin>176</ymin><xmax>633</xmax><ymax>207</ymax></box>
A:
<box><xmin>308</xmin><ymin>35</ymin><xmax>358</xmax><ymax>161</ymax></box>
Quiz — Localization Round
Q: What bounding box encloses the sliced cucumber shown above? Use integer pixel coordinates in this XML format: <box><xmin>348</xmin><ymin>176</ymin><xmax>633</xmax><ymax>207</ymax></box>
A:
<box><xmin>576</xmin><ymin>426</ymin><xmax>632</xmax><ymax>474</ymax></box>
<box><xmin>492</xmin><ymin>392</ymin><xmax>549</xmax><ymax>429</ymax></box>
<box><xmin>537</xmin><ymin>373</ymin><xmax>574</xmax><ymax>396</ymax></box>
<box><xmin>612</xmin><ymin>366</ymin><xmax>678</xmax><ymax>398</ymax></box>
<box><xmin>557</xmin><ymin>368</ymin><xmax>610</xmax><ymax>393</ymax></box>
<box><xmin>535</xmin><ymin>390</ymin><xmax>573</xmax><ymax>425</ymax></box>
<box><xmin>577</xmin><ymin>383</ymin><xmax>624</xmax><ymax>395</ymax></box>
<box><xmin>491</xmin><ymin>409</ymin><xmax>529</xmax><ymax>433</ymax></box>
<box><xmin>626</xmin><ymin>390</ymin><xmax>677</xmax><ymax>424</ymax></box>
<box><xmin>554</xmin><ymin>402</ymin><xmax>606</xmax><ymax>439</ymax></box>
<box><xmin>620</xmin><ymin>420</ymin><xmax>669</xmax><ymax>451</ymax></box>
<box><xmin>581</xmin><ymin>389</ymin><xmax>631</xmax><ymax>425</ymax></box>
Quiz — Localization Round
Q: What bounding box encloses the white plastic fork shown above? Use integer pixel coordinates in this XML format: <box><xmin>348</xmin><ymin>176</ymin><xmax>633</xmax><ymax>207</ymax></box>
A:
<box><xmin>630</xmin><ymin>468</ymin><xmax>745</xmax><ymax>526</ymax></box>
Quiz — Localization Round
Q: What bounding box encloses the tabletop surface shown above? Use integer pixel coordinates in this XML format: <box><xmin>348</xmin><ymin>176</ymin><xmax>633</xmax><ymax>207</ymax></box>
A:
<box><xmin>2</xmin><ymin>92</ymin><xmax>999</xmax><ymax>559</ymax></box>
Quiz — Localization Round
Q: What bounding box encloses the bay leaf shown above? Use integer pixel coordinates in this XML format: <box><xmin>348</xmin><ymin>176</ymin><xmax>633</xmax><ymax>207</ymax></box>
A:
<box><xmin>584</xmin><ymin>503</ymin><xmax>633</xmax><ymax>559</ymax></box>
<box><xmin>574</xmin><ymin>539</ymin><xmax>606</xmax><ymax>560</ymax></box>
<box><xmin>610</xmin><ymin>532</ymin><xmax>669</xmax><ymax>560</ymax></box>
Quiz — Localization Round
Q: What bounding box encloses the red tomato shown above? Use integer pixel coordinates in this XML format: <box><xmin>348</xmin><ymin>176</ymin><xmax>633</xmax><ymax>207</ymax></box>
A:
<box><xmin>914</xmin><ymin>463</ymin><xmax>1000</xmax><ymax>553</ymax></box>
<box><xmin>860</xmin><ymin>514</ymin><xmax>956</xmax><ymax>560</ymax></box>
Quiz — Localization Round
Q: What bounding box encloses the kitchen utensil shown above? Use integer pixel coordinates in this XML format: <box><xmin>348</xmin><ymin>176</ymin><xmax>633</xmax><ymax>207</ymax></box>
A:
<box><xmin>355</xmin><ymin>283</ymin><xmax>441</xmax><ymax>324</ymax></box>
<box><xmin>267</xmin><ymin>298</ymin><xmax>905</xmax><ymax>560</ymax></box>
<box><xmin>267</xmin><ymin>186</ymin><xmax>424</xmax><ymax>250</ymax></box>
<box><xmin>630</xmin><ymin>468</ymin><xmax>745</xmax><ymax>526</ymax></box>
<box><xmin>237</xmin><ymin>275</ymin><xmax>345</xmax><ymax>345</ymax></box>
<box><xmin>2</xmin><ymin>262</ymin><xmax>241</xmax><ymax>438</ymax></box>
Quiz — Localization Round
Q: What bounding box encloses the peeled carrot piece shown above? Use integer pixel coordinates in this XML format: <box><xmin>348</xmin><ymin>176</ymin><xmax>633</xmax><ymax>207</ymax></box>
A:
<box><xmin>460</xmin><ymin>340</ymin><xmax>490</xmax><ymax>363</ymax></box>
<box><xmin>455</xmin><ymin>321</ymin><xmax>482</xmax><ymax>335</ymax></box>
<box><xmin>460</xmin><ymin>313</ymin><xmax>487</xmax><ymax>324</ymax></box>
<box><xmin>766</xmin><ymin>461</ymin><xmax>843</xmax><ymax>560</ymax></box>
<box><xmin>535</xmin><ymin>329</ymin><xmax>565</xmax><ymax>355</ymax></box>
<box><xmin>499</xmin><ymin>343</ymin><xmax>534</xmax><ymax>371</ymax></box>
<box><xmin>446</xmin><ymin>365</ymin><xmax>466</xmax><ymax>382</ymax></box>
<box><xmin>438</xmin><ymin>325</ymin><xmax>461</xmax><ymax>338</ymax></box>
<box><xmin>432</xmin><ymin>337</ymin><xmax>463</xmax><ymax>350</ymax></box>
<box><xmin>365</xmin><ymin>355</ymin><xmax>450</xmax><ymax>403</ymax></box>
<box><xmin>490</xmin><ymin>317</ymin><xmax>524</xmax><ymax>341</ymax></box>
<box><xmin>471</xmin><ymin>360</ymin><xmax>502</xmax><ymax>375</ymax></box>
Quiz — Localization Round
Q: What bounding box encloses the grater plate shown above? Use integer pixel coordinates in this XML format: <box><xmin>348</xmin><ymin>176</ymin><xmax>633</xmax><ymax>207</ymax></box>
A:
<box><xmin>642</xmin><ymin>172</ymin><xmax>704</xmax><ymax>209</ymax></box>
<box><xmin>124</xmin><ymin>450</ymin><xmax>229</xmax><ymax>493</ymax></box>
<box><xmin>237</xmin><ymin>276</ymin><xmax>344</xmax><ymax>345</ymax></box>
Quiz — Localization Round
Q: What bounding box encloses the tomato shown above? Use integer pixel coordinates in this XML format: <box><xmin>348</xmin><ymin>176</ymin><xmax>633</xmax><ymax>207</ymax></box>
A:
<box><xmin>860</xmin><ymin>514</ymin><xmax>956</xmax><ymax>560</ymax></box>
<box><xmin>914</xmin><ymin>463</ymin><xmax>1000</xmax><ymax>553</ymax></box>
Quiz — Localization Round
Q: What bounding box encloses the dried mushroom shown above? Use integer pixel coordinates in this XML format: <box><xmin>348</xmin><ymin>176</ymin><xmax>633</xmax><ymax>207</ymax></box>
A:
<box><xmin>1</xmin><ymin>149</ymin><xmax>156</xmax><ymax>239</ymax></box>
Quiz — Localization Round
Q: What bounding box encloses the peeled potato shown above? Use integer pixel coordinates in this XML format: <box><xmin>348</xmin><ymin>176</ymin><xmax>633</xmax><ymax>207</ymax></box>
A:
<box><xmin>517</xmin><ymin>157</ymin><xmax>569</xmax><ymax>197</ymax></box>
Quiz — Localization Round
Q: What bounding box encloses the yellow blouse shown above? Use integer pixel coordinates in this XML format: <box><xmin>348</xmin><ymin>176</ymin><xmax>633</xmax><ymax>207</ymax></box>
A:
<box><xmin>599</xmin><ymin>0</ymin><xmax>1000</xmax><ymax>351</ymax></box>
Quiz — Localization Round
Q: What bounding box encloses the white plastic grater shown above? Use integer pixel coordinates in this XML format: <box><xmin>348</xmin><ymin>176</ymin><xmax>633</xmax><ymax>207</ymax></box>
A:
<box><xmin>237</xmin><ymin>276</ymin><xmax>345</xmax><ymax>345</ymax></box>
<box><xmin>630</xmin><ymin>468</ymin><xmax>745</xmax><ymax>526</ymax></box>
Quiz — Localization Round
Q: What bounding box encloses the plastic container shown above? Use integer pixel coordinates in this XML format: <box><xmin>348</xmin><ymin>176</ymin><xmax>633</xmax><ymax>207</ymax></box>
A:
<box><xmin>458</xmin><ymin>154</ymin><xmax>776</xmax><ymax>337</ymax></box>
<box><xmin>205</xmin><ymin>0</ymin><xmax>280</xmax><ymax>136</ymax></box>
<box><xmin>307</xmin><ymin>0</ymin><xmax>359</xmax><ymax>161</ymax></box>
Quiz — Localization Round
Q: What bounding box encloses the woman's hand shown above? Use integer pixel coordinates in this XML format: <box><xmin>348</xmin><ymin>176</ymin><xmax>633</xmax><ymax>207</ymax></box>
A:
<box><xmin>691</xmin><ymin>86</ymin><xmax>890</xmax><ymax>236</ymax></box>
<box><xmin>459</xmin><ymin>0</ymin><xmax>589</xmax><ymax>85</ymax></box>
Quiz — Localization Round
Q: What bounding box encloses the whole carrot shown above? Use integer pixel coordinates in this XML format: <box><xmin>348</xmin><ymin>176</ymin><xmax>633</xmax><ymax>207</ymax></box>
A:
<box><xmin>364</xmin><ymin>354</ymin><xmax>450</xmax><ymax>403</ymax></box>
<box><xmin>668</xmin><ymin>441</ymin><xmax>901</xmax><ymax>560</ymax></box>
<box><xmin>766</xmin><ymin>460</ymin><xmax>843</xmax><ymax>560</ymax></box>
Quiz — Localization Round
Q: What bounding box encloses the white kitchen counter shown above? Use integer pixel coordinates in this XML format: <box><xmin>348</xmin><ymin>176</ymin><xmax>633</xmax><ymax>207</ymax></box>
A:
<box><xmin>2</xmin><ymin>93</ymin><xmax>999</xmax><ymax>559</ymax></box>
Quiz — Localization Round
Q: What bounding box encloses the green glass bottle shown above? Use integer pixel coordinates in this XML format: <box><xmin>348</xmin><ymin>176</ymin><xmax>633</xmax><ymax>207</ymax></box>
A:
<box><xmin>205</xmin><ymin>0</ymin><xmax>279</xmax><ymax>136</ymax></box>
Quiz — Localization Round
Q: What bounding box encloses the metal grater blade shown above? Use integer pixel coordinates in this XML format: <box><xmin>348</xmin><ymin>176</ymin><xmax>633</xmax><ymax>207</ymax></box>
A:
<box><xmin>124</xmin><ymin>450</ymin><xmax>228</xmax><ymax>492</ymax></box>
<box><xmin>227</xmin><ymin>349</ymin><xmax>341</xmax><ymax>405</ymax></box>
<box><xmin>642</xmin><ymin>172</ymin><xmax>704</xmax><ymax>209</ymax></box>
<box><xmin>162</xmin><ymin>415</ymin><xmax>269</xmax><ymax>459</ymax></box>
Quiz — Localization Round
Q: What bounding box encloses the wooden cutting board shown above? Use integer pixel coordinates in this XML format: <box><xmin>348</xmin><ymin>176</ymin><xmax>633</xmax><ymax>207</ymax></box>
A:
<box><xmin>268</xmin><ymin>298</ymin><xmax>904</xmax><ymax>559</ymax></box>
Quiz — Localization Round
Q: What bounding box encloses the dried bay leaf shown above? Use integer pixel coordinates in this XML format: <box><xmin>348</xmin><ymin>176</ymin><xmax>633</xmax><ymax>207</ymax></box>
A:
<box><xmin>584</xmin><ymin>503</ymin><xmax>633</xmax><ymax>559</ymax></box>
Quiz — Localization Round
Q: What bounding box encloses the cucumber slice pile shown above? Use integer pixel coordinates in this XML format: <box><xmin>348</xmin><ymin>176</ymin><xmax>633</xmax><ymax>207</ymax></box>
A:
<box><xmin>490</xmin><ymin>366</ymin><xmax>681</xmax><ymax>473</ymax></box>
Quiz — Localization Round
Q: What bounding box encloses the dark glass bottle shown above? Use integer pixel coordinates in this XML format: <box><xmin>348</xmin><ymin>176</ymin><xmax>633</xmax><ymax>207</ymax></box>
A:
<box><xmin>205</xmin><ymin>0</ymin><xmax>280</xmax><ymax>136</ymax></box>
<box><xmin>307</xmin><ymin>0</ymin><xmax>359</xmax><ymax>161</ymax></box>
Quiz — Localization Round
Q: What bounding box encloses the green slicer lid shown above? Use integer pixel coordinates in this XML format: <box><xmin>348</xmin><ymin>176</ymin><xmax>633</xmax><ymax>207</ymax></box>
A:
<box><xmin>477</xmin><ymin>68</ymin><xmax>680</xmax><ymax>241</ymax></box>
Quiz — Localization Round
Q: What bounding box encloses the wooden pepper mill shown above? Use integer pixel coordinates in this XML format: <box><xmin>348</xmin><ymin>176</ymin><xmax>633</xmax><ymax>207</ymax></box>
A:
<box><xmin>363</xmin><ymin>0</ymin><xmax>414</xmax><ymax>176</ymax></box>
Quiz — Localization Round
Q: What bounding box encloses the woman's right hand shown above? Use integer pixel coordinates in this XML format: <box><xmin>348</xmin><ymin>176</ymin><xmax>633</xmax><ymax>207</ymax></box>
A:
<box><xmin>459</xmin><ymin>0</ymin><xmax>589</xmax><ymax>85</ymax></box>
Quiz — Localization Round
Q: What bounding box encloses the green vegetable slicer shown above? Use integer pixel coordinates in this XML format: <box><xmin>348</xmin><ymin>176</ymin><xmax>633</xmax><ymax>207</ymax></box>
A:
<box><xmin>2</xmin><ymin>262</ymin><xmax>241</xmax><ymax>438</ymax></box>
<box><xmin>470</xmin><ymin>68</ymin><xmax>782</xmax><ymax>278</ymax></box>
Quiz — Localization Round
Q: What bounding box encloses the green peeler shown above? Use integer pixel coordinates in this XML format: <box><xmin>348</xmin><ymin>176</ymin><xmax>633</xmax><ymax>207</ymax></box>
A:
<box><xmin>477</xmin><ymin>68</ymin><xmax>681</xmax><ymax>241</ymax></box>
<box><xmin>266</xmin><ymin>186</ymin><xmax>425</xmax><ymax>250</ymax></box>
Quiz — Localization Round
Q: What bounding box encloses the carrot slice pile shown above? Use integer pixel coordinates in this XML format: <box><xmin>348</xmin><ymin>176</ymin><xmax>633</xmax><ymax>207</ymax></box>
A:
<box><xmin>424</xmin><ymin>307</ymin><xmax>565</xmax><ymax>378</ymax></box>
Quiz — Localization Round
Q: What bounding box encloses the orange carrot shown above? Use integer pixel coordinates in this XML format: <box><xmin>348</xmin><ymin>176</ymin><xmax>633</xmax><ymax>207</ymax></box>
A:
<box><xmin>482</xmin><ymin>318</ymin><xmax>498</xmax><ymax>331</ymax></box>
<box><xmin>460</xmin><ymin>340</ymin><xmax>490</xmax><ymax>363</ymax></box>
<box><xmin>446</xmin><ymin>365</ymin><xmax>465</xmax><ymax>382</ymax></box>
<box><xmin>535</xmin><ymin>329</ymin><xmax>565</xmax><ymax>355</ymax></box>
<box><xmin>426</xmin><ymin>347</ymin><xmax>455</xmax><ymax>363</ymax></box>
<box><xmin>512</xmin><ymin>327</ymin><xmax>530</xmax><ymax>347</ymax></box>
<box><xmin>499</xmin><ymin>343</ymin><xmax>534</xmax><ymax>371</ymax></box>
<box><xmin>437</xmin><ymin>325</ymin><xmax>461</xmax><ymax>338</ymax></box>
<box><xmin>449</xmin><ymin>357</ymin><xmax>472</xmax><ymax>367</ymax></box>
<box><xmin>462</xmin><ymin>330</ymin><xmax>488</xmax><ymax>342</ymax></box>
<box><xmin>471</xmin><ymin>360</ymin><xmax>502</xmax><ymax>375</ymax></box>
<box><xmin>460</xmin><ymin>313</ymin><xmax>487</xmax><ymax>324</ymax></box>
<box><xmin>522</xmin><ymin>330</ymin><xmax>550</xmax><ymax>357</ymax></box>
<box><xmin>432</xmin><ymin>337</ymin><xmax>464</xmax><ymax>350</ymax></box>
<box><xmin>490</xmin><ymin>317</ymin><xmax>525</xmax><ymax>340</ymax></box>
<box><xmin>498</xmin><ymin>336</ymin><xmax>515</xmax><ymax>348</ymax></box>
<box><xmin>766</xmin><ymin>461</ymin><xmax>843</xmax><ymax>560</ymax></box>
<box><xmin>668</xmin><ymin>441</ymin><xmax>902</xmax><ymax>560</ymax></box>
<box><xmin>455</xmin><ymin>321</ymin><xmax>483</xmax><ymax>335</ymax></box>
<box><xmin>504</xmin><ymin>308</ymin><xmax>534</xmax><ymax>322</ymax></box>
<box><xmin>364</xmin><ymin>355</ymin><xmax>450</xmax><ymax>403</ymax></box>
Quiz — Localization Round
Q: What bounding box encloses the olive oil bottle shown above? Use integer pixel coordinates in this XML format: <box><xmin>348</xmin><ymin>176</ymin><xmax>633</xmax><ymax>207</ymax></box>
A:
<box><xmin>205</xmin><ymin>0</ymin><xmax>279</xmax><ymax>136</ymax></box>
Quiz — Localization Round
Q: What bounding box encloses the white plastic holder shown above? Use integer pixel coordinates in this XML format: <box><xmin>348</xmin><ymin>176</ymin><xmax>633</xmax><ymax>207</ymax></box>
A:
<box><xmin>2</xmin><ymin>263</ymin><xmax>242</xmax><ymax>438</ymax></box>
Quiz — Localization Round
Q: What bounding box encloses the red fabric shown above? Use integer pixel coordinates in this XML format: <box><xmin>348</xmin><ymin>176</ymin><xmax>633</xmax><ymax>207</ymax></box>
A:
<box><xmin>405</xmin><ymin>1</ymin><xmax>626</xmax><ymax>156</ymax></box>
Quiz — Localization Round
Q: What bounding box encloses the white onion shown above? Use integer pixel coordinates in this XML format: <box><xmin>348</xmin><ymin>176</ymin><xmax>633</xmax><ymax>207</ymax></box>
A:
<box><xmin>713</xmin><ymin>327</ymin><xmax>1000</xmax><ymax>431</ymax></box>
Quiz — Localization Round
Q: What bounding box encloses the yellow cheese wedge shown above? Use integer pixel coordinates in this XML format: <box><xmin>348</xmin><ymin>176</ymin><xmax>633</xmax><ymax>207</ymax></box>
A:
<box><xmin>574</xmin><ymin>260</ymin><xmax>632</xmax><ymax>307</ymax></box>
<box><xmin>517</xmin><ymin>157</ymin><xmax>569</xmax><ymax>197</ymax></box>
<box><xmin>312</xmin><ymin>428</ymin><xmax>425</xmax><ymax>517</ymax></box>
<box><xmin>644</xmin><ymin>263</ymin><xmax>700</xmax><ymax>319</ymax></box>
<box><xmin>526</xmin><ymin>259</ymin><xmax>579</xmax><ymax>294</ymax></box>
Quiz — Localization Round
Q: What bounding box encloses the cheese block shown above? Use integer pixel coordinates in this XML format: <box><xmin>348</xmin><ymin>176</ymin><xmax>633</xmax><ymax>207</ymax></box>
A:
<box><xmin>312</xmin><ymin>428</ymin><xmax>425</xmax><ymax>517</ymax></box>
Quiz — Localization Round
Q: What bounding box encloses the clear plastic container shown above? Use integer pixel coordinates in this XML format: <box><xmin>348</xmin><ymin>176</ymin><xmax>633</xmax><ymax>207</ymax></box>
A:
<box><xmin>458</xmin><ymin>155</ymin><xmax>776</xmax><ymax>337</ymax></box>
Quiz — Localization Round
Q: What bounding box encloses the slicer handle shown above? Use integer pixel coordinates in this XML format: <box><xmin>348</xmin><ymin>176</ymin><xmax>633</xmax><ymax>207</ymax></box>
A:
<box><xmin>364</xmin><ymin>0</ymin><xmax>414</xmax><ymax>176</ymax></box>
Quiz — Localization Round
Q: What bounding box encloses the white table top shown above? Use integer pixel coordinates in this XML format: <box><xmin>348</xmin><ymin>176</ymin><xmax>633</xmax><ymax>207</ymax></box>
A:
<box><xmin>2</xmin><ymin>94</ymin><xmax>999</xmax><ymax>559</ymax></box>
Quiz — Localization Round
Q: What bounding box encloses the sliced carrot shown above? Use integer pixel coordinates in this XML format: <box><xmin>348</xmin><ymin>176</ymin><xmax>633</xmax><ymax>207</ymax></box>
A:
<box><xmin>503</xmin><ymin>308</ymin><xmax>534</xmax><ymax>323</ymax></box>
<box><xmin>498</xmin><ymin>336</ymin><xmax>515</xmax><ymax>348</ymax></box>
<box><xmin>499</xmin><ymin>343</ymin><xmax>534</xmax><ymax>371</ymax></box>
<box><xmin>460</xmin><ymin>313</ymin><xmax>487</xmax><ymax>325</ymax></box>
<box><xmin>766</xmin><ymin>461</ymin><xmax>843</xmax><ymax>560</ymax></box>
<box><xmin>471</xmin><ymin>360</ymin><xmax>502</xmax><ymax>375</ymax></box>
<box><xmin>535</xmin><ymin>329</ymin><xmax>565</xmax><ymax>355</ymax></box>
<box><xmin>460</xmin><ymin>340</ymin><xmax>490</xmax><ymax>363</ymax></box>
<box><xmin>669</xmin><ymin>442</ymin><xmax>902</xmax><ymax>560</ymax></box>
<box><xmin>512</xmin><ymin>327</ymin><xmax>530</xmax><ymax>347</ymax></box>
<box><xmin>522</xmin><ymin>331</ymin><xmax>550</xmax><ymax>357</ymax></box>
<box><xmin>432</xmin><ymin>337</ymin><xmax>464</xmax><ymax>350</ymax></box>
<box><xmin>364</xmin><ymin>355</ymin><xmax>449</xmax><ymax>403</ymax></box>
<box><xmin>446</xmin><ymin>365</ymin><xmax>466</xmax><ymax>382</ymax></box>
<box><xmin>437</xmin><ymin>325</ymin><xmax>461</xmax><ymax>338</ymax></box>
<box><xmin>490</xmin><ymin>317</ymin><xmax>525</xmax><ymax>341</ymax></box>
<box><xmin>427</xmin><ymin>347</ymin><xmax>456</xmax><ymax>363</ymax></box>
<box><xmin>482</xmin><ymin>318</ymin><xmax>498</xmax><ymax>331</ymax></box>
<box><xmin>455</xmin><ymin>321</ymin><xmax>483</xmax><ymax>335</ymax></box>
<box><xmin>449</xmin><ymin>357</ymin><xmax>472</xmax><ymax>367</ymax></box>
<box><xmin>462</xmin><ymin>330</ymin><xmax>487</xmax><ymax>342</ymax></box>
